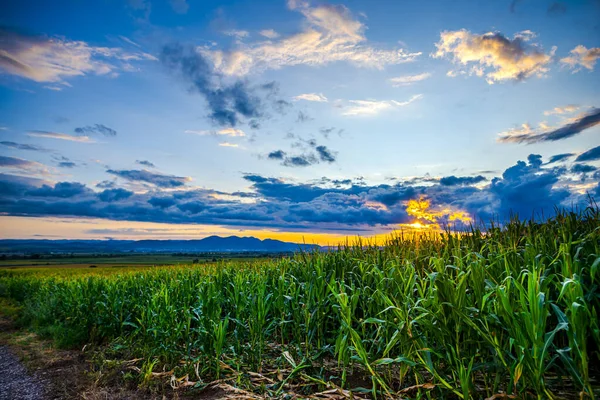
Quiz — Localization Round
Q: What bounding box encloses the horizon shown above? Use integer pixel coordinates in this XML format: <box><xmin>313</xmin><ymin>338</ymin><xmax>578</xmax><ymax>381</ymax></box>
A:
<box><xmin>1</xmin><ymin>0</ymin><xmax>599</xmax><ymax>244</ymax></box>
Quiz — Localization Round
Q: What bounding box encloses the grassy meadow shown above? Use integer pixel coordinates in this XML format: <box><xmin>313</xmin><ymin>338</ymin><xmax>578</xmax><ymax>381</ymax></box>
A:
<box><xmin>1</xmin><ymin>208</ymin><xmax>599</xmax><ymax>399</ymax></box>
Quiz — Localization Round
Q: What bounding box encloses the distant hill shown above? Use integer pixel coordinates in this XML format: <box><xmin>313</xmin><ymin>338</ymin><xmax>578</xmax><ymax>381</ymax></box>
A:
<box><xmin>0</xmin><ymin>236</ymin><xmax>319</xmax><ymax>254</ymax></box>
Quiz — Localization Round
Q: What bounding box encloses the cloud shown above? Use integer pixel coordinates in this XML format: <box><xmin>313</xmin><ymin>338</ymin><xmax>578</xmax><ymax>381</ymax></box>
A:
<box><xmin>297</xmin><ymin>111</ymin><xmax>313</xmax><ymax>123</ymax></box>
<box><xmin>546</xmin><ymin>153</ymin><xmax>574</xmax><ymax>164</ymax></box>
<box><xmin>319</xmin><ymin>126</ymin><xmax>343</xmax><ymax>139</ymax></box>
<box><xmin>293</xmin><ymin>93</ymin><xmax>328</xmax><ymax>102</ymax></box>
<box><xmin>28</xmin><ymin>182</ymin><xmax>91</xmax><ymax>198</ymax></box>
<box><xmin>136</xmin><ymin>160</ymin><xmax>155</xmax><ymax>168</ymax></box>
<box><xmin>74</xmin><ymin>124</ymin><xmax>117</xmax><ymax>137</ymax></box>
<box><xmin>160</xmin><ymin>43</ymin><xmax>271</xmax><ymax>127</ymax></box>
<box><xmin>259</xmin><ymin>29</ymin><xmax>279</xmax><ymax>39</ymax></box>
<box><xmin>342</xmin><ymin>94</ymin><xmax>422</xmax><ymax>116</ymax></box>
<box><xmin>170</xmin><ymin>0</ymin><xmax>189</xmax><ymax>14</ymax></box>
<box><xmin>58</xmin><ymin>161</ymin><xmax>76</xmax><ymax>168</ymax></box>
<box><xmin>389</xmin><ymin>72</ymin><xmax>431</xmax><ymax>86</ymax></box>
<box><xmin>560</xmin><ymin>45</ymin><xmax>600</xmax><ymax>72</ymax></box>
<box><xmin>0</xmin><ymin>153</ymin><xmax>596</xmax><ymax>232</ymax></box>
<box><xmin>571</xmin><ymin>164</ymin><xmax>596</xmax><ymax>174</ymax></box>
<box><xmin>218</xmin><ymin>128</ymin><xmax>245</xmax><ymax>137</ymax></box>
<box><xmin>575</xmin><ymin>145</ymin><xmax>600</xmax><ymax>162</ymax></box>
<box><xmin>0</xmin><ymin>141</ymin><xmax>49</xmax><ymax>152</ymax></box>
<box><xmin>98</xmin><ymin>188</ymin><xmax>134</xmax><ymax>202</ymax></box>
<box><xmin>0</xmin><ymin>27</ymin><xmax>156</xmax><ymax>85</ymax></box>
<box><xmin>439</xmin><ymin>175</ymin><xmax>486</xmax><ymax>186</ymax></box>
<box><xmin>266</xmin><ymin>140</ymin><xmax>337</xmax><ymax>167</ymax></box>
<box><xmin>267</xmin><ymin>150</ymin><xmax>286</xmax><ymax>160</ymax></box>
<box><xmin>283</xmin><ymin>155</ymin><xmax>316</xmax><ymax>167</ymax></box>
<box><xmin>203</xmin><ymin>2</ymin><xmax>420</xmax><ymax>76</ymax></box>
<box><xmin>0</xmin><ymin>155</ymin><xmax>48</xmax><ymax>174</ymax></box>
<box><xmin>544</xmin><ymin>105</ymin><xmax>579</xmax><ymax>115</ymax></box>
<box><xmin>315</xmin><ymin>145</ymin><xmax>336</xmax><ymax>162</ymax></box>
<box><xmin>218</xmin><ymin>142</ymin><xmax>239</xmax><ymax>148</ymax></box>
<box><xmin>27</xmin><ymin>130</ymin><xmax>95</xmax><ymax>143</ymax></box>
<box><xmin>433</xmin><ymin>29</ymin><xmax>555</xmax><ymax>84</ymax></box>
<box><xmin>498</xmin><ymin>108</ymin><xmax>600</xmax><ymax>143</ymax></box>
<box><xmin>106</xmin><ymin>169</ymin><xmax>191</xmax><ymax>188</ymax></box>
<box><xmin>223</xmin><ymin>30</ymin><xmax>250</xmax><ymax>40</ymax></box>
<box><xmin>547</xmin><ymin>2</ymin><xmax>567</xmax><ymax>15</ymax></box>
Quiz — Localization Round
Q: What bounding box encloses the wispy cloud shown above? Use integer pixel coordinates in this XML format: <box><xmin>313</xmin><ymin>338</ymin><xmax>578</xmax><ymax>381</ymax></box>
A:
<box><xmin>543</xmin><ymin>105</ymin><xmax>579</xmax><ymax>116</ymax></box>
<box><xmin>161</xmin><ymin>44</ymin><xmax>286</xmax><ymax>127</ymax></box>
<box><xmin>27</xmin><ymin>130</ymin><xmax>95</xmax><ymax>143</ymax></box>
<box><xmin>74</xmin><ymin>124</ymin><xmax>117</xmax><ymax>137</ymax></box>
<box><xmin>0</xmin><ymin>141</ymin><xmax>50</xmax><ymax>152</ymax></box>
<box><xmin>136</xmin><ymin>160</ymin><xmax>155</xmax><ymax>168</ymax></box>
<box><xmin>106</xmin><ymin>169</ymin><xmax>191</xmax><ymax>188</ymax></box>
<box><xmin>0</xmin><ymin>27</ymin><xmax>156</xmax><ymax>85</ymax></box>
<box><xmin>575</xmin><ymin>145</ymin><xmax>600</xmax><ymax>162</ymax></box>
<box><xmin>259</xmin><ymin>29</ymin><xmax>279</xmax><ymax>39</ymax></box>
<box><xmin>389</xmin><ymin>72</ymin><xmax>431</xmax><ymax>86</ymax></box>
<box><xmin>185</xmin><ymin>128</ymin><xmax>245</xmax><ymax>137</ymax></box>
<box><xmin>560</xmin><ymin>45</ymin><xmax>600</xmax><ymax>72</ymax></box>
<box><xmin>219</xmin><ymin>142</ymin><xmax>239</xmax><ymax>148</ymax></box>
<box><xmin>218</xmin><ymin>128</ymin><xmax>245</xmax><ymax>137</ymax></box>
<box><xmin>203</xmin><ymin>2</ymin><xmax>420</xmax><ymax>76</ymax></box>
<box><xmin>293</xmin><ymin>93</ymin><xmax>328</xmax><ymax>102</ymax></box>
<box><xmin>342</xmin><ymin>94</ymin><xmax>422</xmax><ymax>116</ymax></box>
<box><xmin>0</xmin><ymin>155</ymin><xmax>49</xmax><ymax>175</ymax></box>
<box><xmin>497</xmin><ymin>108</ymin><xmax>600</xmax><ymax>143</ymax></box>
<box><xmin>223</xmin><ymin>30</ymin><xmax>250</xmax><ymax>39</ymax></box>
<box><xmin>433</xmin><ymin>29</ymin><xmax>554</xmax><ymax>84</ymax></box>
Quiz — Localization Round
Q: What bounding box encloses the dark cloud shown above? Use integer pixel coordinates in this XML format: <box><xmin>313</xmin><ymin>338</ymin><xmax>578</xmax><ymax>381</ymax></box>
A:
<box><xmin>547</xmin><ymin>2</ymin><xmax>567</xmax><ymax>15</ymax></box>
<box><xmin>96</xmin><ymin>180</ymin><xmax>116</xmax><ymax>189</ymax></box>
<box><xmin>315</xmin><ymin>145</ymin><xmax>336</xmax><ymax>163</ymax></box>
<box><xmin>575</xmin><ymin>145</ymin><xmax>600</xmax><ymax>162</ymax></box>
<box><xmin>267</xmin><ymin>150</ymin><xmax>286</xmax><ymax>160</ymax></box>
<box><xmin>136</xmin><ymin>160</ymin><xmax>155</xmax><ymax>168</ymax></box>
<box><xmin>266</xmin><ymin>140</ymin><xmax>337</xmax><ymax>167</ymax></box>
<box><xmin>319</xmin><ymin>127</ymin><xmax>343</xmax><ymax>139</ymax></box>
<box><xmin>106</xmin><ymin>169</ymin><xmax>190</xmax><ymax>188</ymax></box>
<box><xmin>28</xmin><ymin>182</ymin><xmax>91</xmax><ymax>198</ymax></box>
<box><xmin>499</xmin><ymin>108</ymin><xmax>600</xmax><ymax>143</ymax></box>
<box><xmin>284</xmin><ymin>155</ymin><xmax>316</xmax><ymax>167</ymax></box>
<box><xmin>160</xmin><ymin>43</ymin><xmax>264</xmax><ymax>127</ymax></box>
<box><xmin>74</xmin><ymin>124</ymin><xmax>117</xmax><ymax>137</ymax></box>
<box><xmin>297</xmin><ymin>111</ymin><xmax>313</xmax><ymax>123</ymax></box>
<box><xmin>98</xmin><ymin>188</ymin><xmax>134</xmax><ymax>202</ymax></box>
<box><xmin>0</xmin><ymin>141</ymin><xmax>49</xmax><ymax>152</ymax></box>
<box><xmin>58</xmin><ymin>161</ymin><xmax>76</xmax><ymax>168</ymax></box>
<box><xmin>546</xmin><ymin>153</ymin><xmax>574</xmax><ymax>164</ymax></box>
<box><xmin>53</xmin><ymin>116</ymin><xmax>69</xmax><ymax>124</ymax></box>
<box><xmin>0</xmin><ymin>154</ymin><xmax>597</xmax><ymax>233</ymax></box>
<box><xmin>439</xmin><ymin>175</ymin><xmax>486</xmax><ymax>186</ymax></box>
<box><xmin>571</xmin><ymin>164</ymin><xmax>596</xmax><ymax>174</ymax></box>
<box><xmin>509</xmin><ymin>0</ymin><xmax>523</xmax><ymax>13</ymax></box>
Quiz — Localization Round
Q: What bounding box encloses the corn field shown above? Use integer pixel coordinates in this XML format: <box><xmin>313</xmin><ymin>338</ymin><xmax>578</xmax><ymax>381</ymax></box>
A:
<box><xmin>1</xmin><ymin>208</ymin><xmax>599</xmax><ymax>399</ymax></box>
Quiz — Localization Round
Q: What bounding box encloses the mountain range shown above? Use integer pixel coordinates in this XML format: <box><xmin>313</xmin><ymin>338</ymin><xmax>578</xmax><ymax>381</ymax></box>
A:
<box><xmin>0</xmin><ymin>236</ymin><xmax>320</xmax><ymax>254</ymax></box>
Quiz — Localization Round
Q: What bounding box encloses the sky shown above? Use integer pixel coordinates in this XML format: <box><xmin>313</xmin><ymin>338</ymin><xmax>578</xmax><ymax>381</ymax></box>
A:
<box><xmin>0</xmin><ymin>0</ymin><xmax>599</xmax><ymax>244</ymax></box>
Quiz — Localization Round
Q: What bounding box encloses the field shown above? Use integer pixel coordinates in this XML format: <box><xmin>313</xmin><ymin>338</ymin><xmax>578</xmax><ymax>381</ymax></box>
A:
<box><xmin>0</xmin><ymin>253</ymin><xmax>278</xmax><ymax>269</ymax></box>
<box><xmin>1</xmin><ymin>209</ymin><xmax>599</xmax><ymax>399</ymax></box>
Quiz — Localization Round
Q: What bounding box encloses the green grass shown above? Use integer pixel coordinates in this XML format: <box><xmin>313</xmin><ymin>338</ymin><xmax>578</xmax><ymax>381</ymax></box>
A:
<box><xmin>1</xmin><ymin>207</ymin><xmax>599</xmax><ymax>399</ymax></box>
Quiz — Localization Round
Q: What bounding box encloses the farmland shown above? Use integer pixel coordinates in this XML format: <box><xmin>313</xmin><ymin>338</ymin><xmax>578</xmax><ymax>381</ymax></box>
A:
<box><xmin>1</xmin><ymin>208</ymin><xmax>599</xmax><ymax>399</ymax></box>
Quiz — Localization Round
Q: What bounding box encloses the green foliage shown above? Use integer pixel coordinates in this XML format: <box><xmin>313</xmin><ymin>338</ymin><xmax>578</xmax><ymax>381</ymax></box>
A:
<box><xmin>1</xmin><ymin>207</ymin><xmax>599</xmax><ymax>398</ymax></box>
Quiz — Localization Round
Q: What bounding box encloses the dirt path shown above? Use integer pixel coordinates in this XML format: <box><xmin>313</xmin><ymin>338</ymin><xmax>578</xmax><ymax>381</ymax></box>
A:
<box><xmin>0</xmin><ymin>345</ymin><xmax>45</xmax><ymax>400</ymax></box>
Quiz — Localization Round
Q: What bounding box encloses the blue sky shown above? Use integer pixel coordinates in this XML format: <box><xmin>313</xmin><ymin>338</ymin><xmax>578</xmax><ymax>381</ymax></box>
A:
<box><xmin>0</xmin><ymin>0</ymin><xmax>599</xmax><ymax>242</ymax></box>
